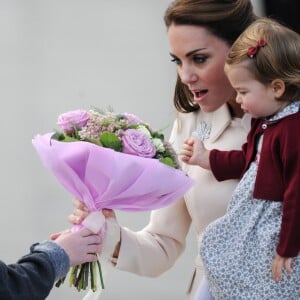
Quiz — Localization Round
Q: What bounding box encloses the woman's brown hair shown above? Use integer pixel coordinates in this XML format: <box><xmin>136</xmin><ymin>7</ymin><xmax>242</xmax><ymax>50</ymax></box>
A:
<box><xmin>164</xmin><ymin>0</ymin><xmax>257</xmax><ymax>113</ymax></box>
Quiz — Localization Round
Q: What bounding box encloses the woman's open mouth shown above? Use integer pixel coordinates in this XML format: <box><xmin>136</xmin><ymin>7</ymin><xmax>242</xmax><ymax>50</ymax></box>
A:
<box><xmin>192</xmin><ymin>89</ymin><xmax>208</xmax><ymax>102</ymax></box>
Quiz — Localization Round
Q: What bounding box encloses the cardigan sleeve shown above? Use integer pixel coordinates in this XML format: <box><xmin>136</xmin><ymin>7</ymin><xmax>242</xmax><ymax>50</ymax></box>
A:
<box><xmin>209</xmin><ymin>118</ymin><xmax>258</xmax><ymax>182</ymax></box>
<box><xmin>276</xmin><ymin>118</ymin><xmax>300</xmax><ymax>257</ymax></box>
<box><xmin>209</xmin><ymin>148</ymin><xmax>247</xmax><ymax>181</ymax></box>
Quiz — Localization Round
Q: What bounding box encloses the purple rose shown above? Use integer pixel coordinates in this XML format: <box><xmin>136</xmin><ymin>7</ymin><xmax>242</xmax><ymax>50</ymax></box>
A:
<box><xmin>122</xmin><ymin>113</ymin><xmax>143</xmax><ymax>126</ymax></box>
<box><xmin>57</xmin><ymin>109</ymin><xmax>90</xmax><ymax>134</ymax></box>
<box><xmin>122</xmin><ymin>129</ymin><xmax>156</xmax><ymax>158</ymax></box>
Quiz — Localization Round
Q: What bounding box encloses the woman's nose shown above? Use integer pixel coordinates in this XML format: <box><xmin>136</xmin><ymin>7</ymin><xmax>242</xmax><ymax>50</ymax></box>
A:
<box><xmin>179</xmin><ymin>65</ymin><xmax>198</xmax><ymax>85</ymax></box>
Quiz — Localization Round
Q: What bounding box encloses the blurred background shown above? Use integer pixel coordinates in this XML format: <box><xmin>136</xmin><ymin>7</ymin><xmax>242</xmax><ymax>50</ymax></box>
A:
<box><xmin>0</xmin><ymin>1</ymin><xmax>265</xmax><ymax>299</ymax></box>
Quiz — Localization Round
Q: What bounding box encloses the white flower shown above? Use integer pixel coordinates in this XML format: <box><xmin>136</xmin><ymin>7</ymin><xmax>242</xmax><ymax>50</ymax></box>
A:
<box><xmin>152</xmin><ymin>138</ymin><xmax>165</xmax><ymax>153</ymax></box>
<box><xmin>136</xmin><ymin>125</ymin><xmax>152</xmax><ymax>138</ymax></box>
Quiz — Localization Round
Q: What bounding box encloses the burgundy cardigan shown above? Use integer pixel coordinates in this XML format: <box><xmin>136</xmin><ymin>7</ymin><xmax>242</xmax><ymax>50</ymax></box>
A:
<box><xmin>210</xmin><ymin>110</ymin><xmax>300</xmax><ymax>257</ymax></box>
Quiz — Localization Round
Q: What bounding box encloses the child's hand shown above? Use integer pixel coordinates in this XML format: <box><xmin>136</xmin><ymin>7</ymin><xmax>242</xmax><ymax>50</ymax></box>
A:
<box><xmin>180</xmin><ymin>139</ymin><xmax>195</xmax><ymax>163</ymax></box>
<box><xmin>54</xmin><ymin>227</ymin><xmax>102</xmax><ymax>266</ymax></box>
<box><xmin>180</xmin><ymin>138</ymin><xmax>211</xmax><ymax>170</ymax></box>
<box><xmin>271</xmin><ymin>253</ymin><xmax>293</xmax><ymax>281</ymax></box>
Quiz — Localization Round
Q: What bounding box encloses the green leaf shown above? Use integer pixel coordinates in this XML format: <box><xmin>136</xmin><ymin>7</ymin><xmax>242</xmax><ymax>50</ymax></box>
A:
<box><xmin>159</xmin><ymin>157</ymin><xmax>175</xmax><ymax>168</ymax></box>
<box><xmin>51</xmin><ymin>132</ymin><xmax>79</xmax><ymax>143</ymax></box>
<box><xmin>51</xmin><ymin>131</ymin><xmax>65</xmax><ymax>141</ymax></box>
<box><xmin>84</xmin><ymin>137</ymin><xmax>102</xmax><ymax>146</ymax></box>
<box><xmin>99</xmin><ymin>132</ymin><xmax>122</xmax><ymax>152</ymax></box>
<box><xmin>152</xmin><ymin>131</ymin><xmax>164</xmax><ymax>140</ymax></box>
<box><xmin>63</xmin><ymin>136</ymin><xmax>79</xmax><ymax>142</ymax></box>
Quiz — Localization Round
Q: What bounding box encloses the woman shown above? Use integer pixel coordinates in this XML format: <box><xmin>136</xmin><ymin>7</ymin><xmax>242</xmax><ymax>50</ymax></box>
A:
<box><xmin>183</xmin><ymin>18</ymin><xmax>300</xmax><ymax>299</ymax></box>
<box><xmin>69</xmin><ymin>0</ymin><xmax>256</xmax><ymax>298</ymax></box>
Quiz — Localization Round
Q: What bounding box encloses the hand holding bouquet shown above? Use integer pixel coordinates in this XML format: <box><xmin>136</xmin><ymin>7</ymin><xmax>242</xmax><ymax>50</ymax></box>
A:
<box><xmin>32</xmin><ymin>108</ymin><xmax>194</xmax><ymax>297</ymax></box>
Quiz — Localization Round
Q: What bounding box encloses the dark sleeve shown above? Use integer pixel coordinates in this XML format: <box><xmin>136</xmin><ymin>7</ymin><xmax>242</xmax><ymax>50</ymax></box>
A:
<box><xmin>0</xmin><ymin>241</ymin><xmax>70</xmax><ymax>300</ymax></box>
<box><xmin>0</xmin><ymin>252</ymin><xmax>55</xmax><ymax>300</ymax></box>
<box><xmin>209</xmin><ymin>148</ymin><xmax>247</xmax><ymax>181</ymax></box>
<box><xmin>209</xmin><ymin>118</ymin><xmax>259</xmax><ymax>181</ymax></box>
<box><xmin>276</xmin><ymin>119</ymin><xmax>300</xmax><ymax>257</ymax></box>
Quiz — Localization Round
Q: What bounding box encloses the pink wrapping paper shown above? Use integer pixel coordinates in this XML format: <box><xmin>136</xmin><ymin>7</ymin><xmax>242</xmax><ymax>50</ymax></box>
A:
<box><xmin>32</xmin><ymin>133</ymin><xmax>194</xmax><ymax>213</ymax></box>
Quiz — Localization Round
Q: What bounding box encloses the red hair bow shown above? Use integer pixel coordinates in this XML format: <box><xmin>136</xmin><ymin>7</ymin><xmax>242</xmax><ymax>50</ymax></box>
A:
<box><xmin>247</xmin><ymin>38</ymin><xmax>267</xmax><ymax>58</ymax></box>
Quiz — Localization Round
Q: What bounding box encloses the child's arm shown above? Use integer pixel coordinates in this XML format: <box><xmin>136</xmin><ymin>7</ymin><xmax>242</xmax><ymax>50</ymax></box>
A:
<box><xmin>271</xmin><ymin>253</ymin><xmax>293</xmax><ymax>281</ymax></box>
<box><xmin>0</xmin><ymin>228</ymin><xmax>101</xmax><ymax>300</ymax></box>
<box><xmin>180</xmin><ymin>138</ymin><xmax>211</xmax><ymax>170</ymax></box>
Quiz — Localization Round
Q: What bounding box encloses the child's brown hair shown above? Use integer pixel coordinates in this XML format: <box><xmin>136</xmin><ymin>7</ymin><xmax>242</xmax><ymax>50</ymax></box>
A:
<box><xmin>226</xmin><ymin>18</ymin><xmax>300</xmax><ymax>102</ymax></box>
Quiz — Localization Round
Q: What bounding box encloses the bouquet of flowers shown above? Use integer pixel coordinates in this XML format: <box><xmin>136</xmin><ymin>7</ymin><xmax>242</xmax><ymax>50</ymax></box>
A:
<box><xmin>32</xmin><ymin>108</ymin><xmax>194</xmax><ymax>298</ymax></box>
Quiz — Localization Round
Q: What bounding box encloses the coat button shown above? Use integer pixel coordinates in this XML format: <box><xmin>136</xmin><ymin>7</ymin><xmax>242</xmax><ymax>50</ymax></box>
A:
<box><xmin>262</xmin><ymin>123</ymin><xmax>267</xmax><ymax>129</ymax></box>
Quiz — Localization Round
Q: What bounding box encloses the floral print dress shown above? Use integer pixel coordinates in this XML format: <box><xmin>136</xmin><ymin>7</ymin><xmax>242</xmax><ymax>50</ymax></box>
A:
<box><xmin>200</xmin><ymin>102</ymin><xmax>300</xmax><ymax>300</ymax></box>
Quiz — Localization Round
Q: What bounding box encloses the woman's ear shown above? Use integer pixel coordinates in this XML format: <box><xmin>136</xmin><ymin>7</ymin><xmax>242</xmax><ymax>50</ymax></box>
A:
<box><xmin>271</xmin><ymin>79</ymin><xmax>285</xmax><ymax>98</ymax></box>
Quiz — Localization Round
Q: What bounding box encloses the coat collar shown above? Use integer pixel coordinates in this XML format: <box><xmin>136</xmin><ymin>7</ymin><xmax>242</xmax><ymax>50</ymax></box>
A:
<box><xmin>174</xmin><ymin>103</ymin><xmax>250</xmax><ymax>144</ymax></box>
<box><xmin>195</xmin><ymin>104</ymin><xmax>250</xmax><ymax>143</ymax></box>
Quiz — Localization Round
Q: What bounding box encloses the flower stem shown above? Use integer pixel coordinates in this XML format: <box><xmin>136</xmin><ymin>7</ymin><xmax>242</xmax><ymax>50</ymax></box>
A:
<box><xmin>55</xmin><ymin>259</ymin><xmax>105</xmax><ymax>292</ymax></box>
<box><xmin>97</xmin><ymin>260</ymin><xmax>105</xmax><ymax>289</ymax></box>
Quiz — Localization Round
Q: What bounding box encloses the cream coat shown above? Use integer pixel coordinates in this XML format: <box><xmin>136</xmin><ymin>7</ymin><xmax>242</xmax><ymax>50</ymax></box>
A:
<box><xmin>103</xmin><ymin>103</ymin><xmax>250</xmax><ymax>298</ymax></box>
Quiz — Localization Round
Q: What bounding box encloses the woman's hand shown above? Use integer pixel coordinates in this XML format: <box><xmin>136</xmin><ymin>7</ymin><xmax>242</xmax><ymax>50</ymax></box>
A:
<box><xmin>271</xmin><ymin>253</ymin><xmax>293</xmax><ymax>281</ymax></box>
<box><xmin>68</xmin><ymin>198</ymin><xmax>90</xmax><ymax>225</ymax></box>
<box><xmin>180</xmin><ymin>138</ymin><xmax>211</xmax><ymax>170</ymax></box>
<box><xmin>68</xmin><ymin>199</ymin><xmax>121</xmax><ymax>261</ymax></box>
<box><xmin>68</xmin><ymin>198</ymin><xmax>116</xmax><ymax>224</ymax></box>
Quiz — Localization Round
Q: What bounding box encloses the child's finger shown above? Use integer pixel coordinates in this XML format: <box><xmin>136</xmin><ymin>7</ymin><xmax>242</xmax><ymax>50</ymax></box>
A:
<box><xmin>180</xmin><ymin>155</ymin><xmax>190</xmax><ymax>163</ymax></box>
<box><xmin>184</xmin><ymin>138</ymin><xmax>195</xmax><ymax>146</ymax></box>
<box><xmin>272</xmin><ymin>258</ymin><xmax>283</xmax><ymax>281</ymax></box>
<box><xmin>181</xmin><ymin>144</ymin><xmax>190</xmax><ymax>152</ymax></box>
<box><xmin>50</xmin><ymin>230</ymin><xmax>69</xmax><ymax>240</ymax></box>
<box><xmin>50</xmin><ymin>232</ymin><xmax>62</xmax><ymax>240</ymax></box>
<box><xmin>284</xmin><ymin>258</ymin><xmax>293</xmax><ymax>274</ymax></box>
<box><xmin>182</xmin><ymin>149</ymin><xmax>193</xmax><ymax>157</ymax></box>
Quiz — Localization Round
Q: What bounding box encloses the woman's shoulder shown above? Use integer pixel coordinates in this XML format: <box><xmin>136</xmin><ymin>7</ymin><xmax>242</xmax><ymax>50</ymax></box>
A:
<box><xmin>170</xmin><ymin>104</ymin><xmax>248</xmax><ymax>148</ymax></box>
<box><xmin>175</xmin><ymin>103</ymin><xmax>233</xmax><ymax>129</ymax></box>
<box><xmin>175</xmin><ymin>110</ymin><xmax>199</xmax><ymax>123</ymax></box>
<box><xmin>169</xmin><ymin>111</ymin><xmax>199</xmax><ymax>147</ymax></box>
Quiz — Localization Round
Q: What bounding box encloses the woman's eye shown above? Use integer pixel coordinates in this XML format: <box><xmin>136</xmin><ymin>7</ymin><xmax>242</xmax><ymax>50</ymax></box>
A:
<box><xmin>170</xmin><ymin>57</ymin><xmax>181</xmax><ymax>66</ymax></box>
<box><xmin>193</xmin><ymin>55</ymin><xmax>207</xmax><ymax>64</ymax></box>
